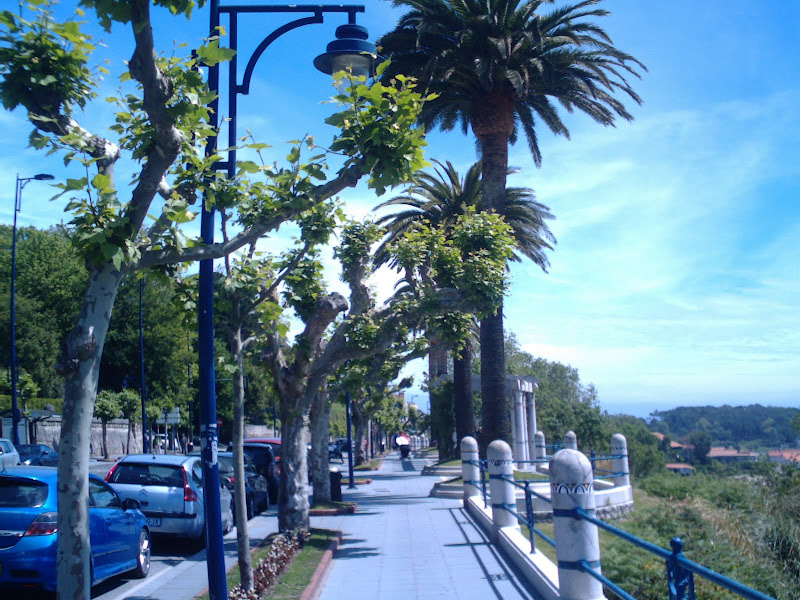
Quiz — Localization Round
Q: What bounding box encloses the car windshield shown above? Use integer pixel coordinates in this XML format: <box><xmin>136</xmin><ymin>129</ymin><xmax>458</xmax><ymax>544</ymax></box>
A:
<box><xmin>17</xmin><ymin>445</ymin><xmax>39</xmax><ymax>459</ymax></box>
<box><xmin>0</xmin><ymin>477</ymin><xmax>49</xmax><ymax>507</ymax></box>
<box><xmin>108</xmin><ymin>463</ymin><xmax>185</xmax><ymax>487</ymax></box>
<box><xmin>217</xmin><ymin>455</ymin><xmax>234</xmax><ymax>476</ymax></box>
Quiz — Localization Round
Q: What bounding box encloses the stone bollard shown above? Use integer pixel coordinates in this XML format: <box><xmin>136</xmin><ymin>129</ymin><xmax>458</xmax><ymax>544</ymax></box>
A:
<box><xmin>461</xmin><ymin>436</ymin><xmax>481</xmax><ymax>501</ymax></box>
<box><xmin>534</xmin><ymin>431</ymin><xmax>546</xmax><ymax>461</ymax></box>
<box><xmin>550</xmin><ymin>449</ymin><xmax>604</xmax><ymax>600</ymax></box>
<box><xmin>488</xmin><ymin>440</ymin><xmax>519</xmax><ymax>540</ymax></box>
<box><xmin>611</xmin><ymin>434</ymin><xmax>630</xmax><ymax>488</ymax></box>
<box><xmin>563</xmin><ymin>430</ymin><xmax>578</xmax><ymax>450</ymax></box>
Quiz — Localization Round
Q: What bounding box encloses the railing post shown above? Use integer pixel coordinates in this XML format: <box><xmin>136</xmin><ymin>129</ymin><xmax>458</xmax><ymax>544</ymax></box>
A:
<box><xmin>551</xmin><ymin>449</ymin><xmax>605</xmax><ymax>600</ymax></box>
<box><xmin>534</xmin><ymin>431</ymin><xmax>546</xmax><ymax>468</ymax></box>
<box><xmin>488</xmin><ymin>440</ymin><xmax>518</xmax><ymax>540</ymax></box>
<box><xmin>461</xmin><ymin>436</ymin><xmax>480</xmax><ymax>501</ymax></box>
<box><xmin>666</xmin><ymin>537</ymin><xmax>695</xmax><ymax>600</ymax></box>
<box><xmin>564</xmin><ymin>430</ymin><xmax>578</xmax><ymax>450</ymax></box>
<box><xmin>611</xmin><ymin>433</ymin><xmax>630</xmax><ymax>487</ymax></box>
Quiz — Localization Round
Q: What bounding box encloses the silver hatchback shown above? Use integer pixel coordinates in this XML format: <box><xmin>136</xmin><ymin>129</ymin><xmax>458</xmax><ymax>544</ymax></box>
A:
<box><xmin>106</xmin><ymin>454</ymin><xmax>233</xmax><ymax>545</ymax></box>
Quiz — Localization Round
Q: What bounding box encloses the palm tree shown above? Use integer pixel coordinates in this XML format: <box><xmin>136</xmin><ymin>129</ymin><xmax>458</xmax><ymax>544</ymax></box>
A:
<box><xmin>379</xmin><ymin>0</ymin><xmax>644</xmax><ymax>445</ymax></box>
<box><xmin>374</xmin><ymin>159</ymin><xmax>555</xmax><ymax>451</ymax></box>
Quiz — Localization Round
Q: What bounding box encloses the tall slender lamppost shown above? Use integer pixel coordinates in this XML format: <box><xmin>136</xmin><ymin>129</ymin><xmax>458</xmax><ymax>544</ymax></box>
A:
<box><xmin>10</xmin><ymin>173</ymin><xmax>54</xmax><ymax>446</ymax></box>
<box><xmin>139</xmin><ymin>277</ymin><xmax>149</xmax><ymax>453</ymax></box>
<box><xmin>198</xmin><ymin>5</ymin><xmax>374</xmax><ymax>598</ymax></box>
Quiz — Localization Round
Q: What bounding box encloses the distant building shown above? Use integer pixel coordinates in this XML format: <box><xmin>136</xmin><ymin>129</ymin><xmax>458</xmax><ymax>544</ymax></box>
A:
<box><xmin>665</xmin><ymin>463</ymin><xmax>694</xmax><ymax>476</ymax></box>
<box><xmin>707</xmin><ymin>447</ymin><xmax>759</xmax><ymax>463</ymax></box>
<box><xmin>767</xmin><ymin>449</ymin><xmax>800</xmax><ymax>465</ymax></box>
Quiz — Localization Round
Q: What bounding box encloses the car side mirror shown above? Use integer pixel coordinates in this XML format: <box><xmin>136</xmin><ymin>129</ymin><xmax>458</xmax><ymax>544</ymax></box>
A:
<box><xmin>123</xmin><ymin>498</ymin><xmax>142</xmax><ymax>511</ymax></box>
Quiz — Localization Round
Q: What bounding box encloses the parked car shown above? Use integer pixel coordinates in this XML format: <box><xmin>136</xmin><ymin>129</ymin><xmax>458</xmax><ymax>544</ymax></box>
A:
<box><xmin>17</xmin><ymin>443</ymin><xmax>58</xmax><ymax>466</ymax></box>
<box><xmin>238</xmin><ymin>442</ymin><xmax>280</xmax><ymax>505</ymax></box>
<box><xmin>0</xmin><ymin>438</ymin><xmax>20</xmax><ymax>470</ymax></box>
<box><xmin>0</xmin><ymin>466</ymin><xmax>150</xmax><ymax>592</ymax></box>
<box><xmin>106</xmin><ymin>454</ymin><xmax>233</xmax><ymax>545</ymax></box>
<box><xmin>190</xmin><ymin>451</ymin><xmax>269</xmax><ymax>519</ymax></box>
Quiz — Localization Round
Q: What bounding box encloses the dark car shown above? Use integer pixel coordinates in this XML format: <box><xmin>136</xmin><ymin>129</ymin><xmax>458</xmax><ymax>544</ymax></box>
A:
<box><xmin>0</xmin><ymin>467</ymin><xmax>150</xmax><ymax>592</ymax></box>
<box><xmin>17</xmin><ymin>444</ymin><xmax>58</xmax><ymax>466</ymax></box>
<box><xmin>238</xmin><ymin>442</ymin><xmax>280</xmax><ymax>505</ymax></box>
<box><xmin>192</xmin><ymin>451</ymin><xmax>269</xmax><ymax>519</ymax></box>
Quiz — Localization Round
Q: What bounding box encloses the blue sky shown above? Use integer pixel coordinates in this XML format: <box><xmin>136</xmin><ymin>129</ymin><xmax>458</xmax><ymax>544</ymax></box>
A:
<box><xmin>1</xmin><ymin>1</ymin><xmax>798</xmax><ymax>418</ymax></box>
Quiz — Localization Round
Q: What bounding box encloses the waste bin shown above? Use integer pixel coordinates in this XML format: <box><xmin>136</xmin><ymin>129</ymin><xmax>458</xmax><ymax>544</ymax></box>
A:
<box><xmin>329</xmin><ymin>468</ymin><xmax>343</xmax><ymax>502</ymax></box>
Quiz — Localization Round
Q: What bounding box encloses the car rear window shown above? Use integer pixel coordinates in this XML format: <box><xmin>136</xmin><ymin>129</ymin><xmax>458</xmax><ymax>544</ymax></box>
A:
<box><xmin>0</xmin><ymin>478</ymin><xmax>48</xmax><ymax>507</ymax></box>
<box><xmin>108</xmin><ymin>463</ymin><xmax>185</xmax><ymax>487</ymax></box>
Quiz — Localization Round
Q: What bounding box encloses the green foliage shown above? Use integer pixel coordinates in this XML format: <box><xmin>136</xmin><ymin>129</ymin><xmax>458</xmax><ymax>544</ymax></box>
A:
<box><xmin>94</xmin><ymin>391</ymin><xmax>121</xmax><ymax>422</ymax></box>
<box><xmin>326</xmin><ymin>66</ymin><xmax>430</xmax><ymax>195</ymax></box>
<box><xmin>650</xmin><ymin>405</ymin><xmax>800</xmax><ymax>448</ymax></box>
<box><xmin>687</xmin><ymin>430</ymin><xmax>712</xmax><ymax>463</ymax></box>
<box><xmin>0</xmin><ymin>3</ymin><xmax>96</xmax><ymax>116</ymax></box>
<box><xmin>0</xmin><ymin>225</ymin><xmax>87</xmax><ymax>397</ymax></box>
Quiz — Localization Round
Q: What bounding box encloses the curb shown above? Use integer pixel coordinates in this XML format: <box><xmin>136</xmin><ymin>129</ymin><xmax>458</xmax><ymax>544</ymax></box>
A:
<box><xmin>299</xmin><ymin>530</ymin><xmax>342</xmax><ymax>600</ymax></box>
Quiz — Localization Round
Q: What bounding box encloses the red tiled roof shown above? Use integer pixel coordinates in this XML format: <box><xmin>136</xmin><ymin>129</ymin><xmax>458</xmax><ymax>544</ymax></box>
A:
<box><xmin>665</xmin><ymin>463</ymin><xmax>693</xmax><ymax>470</ymax></box>
<box><xmin>708</xmin><ymin>447</ymin><xmax>758</xmax><ymax>458</ymax></box>
<box><xmin>651</xmin><ymin>432</ymin><xmax>665</xmax><ymax>441</ymax></box>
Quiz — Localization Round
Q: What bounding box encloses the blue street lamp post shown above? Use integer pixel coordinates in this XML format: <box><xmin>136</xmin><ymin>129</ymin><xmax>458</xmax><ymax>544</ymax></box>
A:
<box><xmin>198</xmin><ymin>4</ymin><xmax>374</xmax><ymax>598</ymax></box>
<box><xmin>10</xmin><ymin>173</ymin><xmax>54</xmax><ymax>446</ymax></box>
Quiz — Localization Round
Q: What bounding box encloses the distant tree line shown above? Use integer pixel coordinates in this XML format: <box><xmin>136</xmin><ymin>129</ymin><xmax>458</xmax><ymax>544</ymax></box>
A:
<box><xmin>649</xmin><ymin>404</ymin><xmax>800</xmax><ymax>448</ymax></box>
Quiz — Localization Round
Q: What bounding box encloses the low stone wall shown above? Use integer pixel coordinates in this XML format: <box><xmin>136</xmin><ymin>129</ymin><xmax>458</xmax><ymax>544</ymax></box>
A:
<box><xmin>34</xmin><ymin>417</ymin><xmax>144</xmax><ymax>456</ymax></box>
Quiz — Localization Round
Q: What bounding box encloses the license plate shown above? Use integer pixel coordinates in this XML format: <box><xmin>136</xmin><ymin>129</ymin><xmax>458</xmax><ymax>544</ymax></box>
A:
<box><xmin>146</xmin><ymin>517</ymin><xmax>162</xmax><ymax>527</ymax></box>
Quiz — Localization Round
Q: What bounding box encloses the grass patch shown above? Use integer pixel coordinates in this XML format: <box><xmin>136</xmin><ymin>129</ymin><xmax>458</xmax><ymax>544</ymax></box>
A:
<box><xmin>354</xmin><ymin>459</ymin><xmax>381</xmax><ymax>471</ymax></box>
<box><xmin>513</xmin><ymin>470</ymin><xmax>548</xmax><ymax>480</ymax></box>
<box><xmin>436</xmin><ymin>459</ymin><xmax>461</xmax><ymax>467</ymax></box>
<box><xmin>192</xmin><ymin>529</ymin><xmax>337</xmax><ymax>600</ymax></box>
<box><xmin>310</xmin><ymin>500</ymin><xmax>355</xmax><ymax>511</ymax></box>
<box><xmin>266</xmin><ymin>528</ymin><xmax>337</xmax><ymax>599</ymax></box>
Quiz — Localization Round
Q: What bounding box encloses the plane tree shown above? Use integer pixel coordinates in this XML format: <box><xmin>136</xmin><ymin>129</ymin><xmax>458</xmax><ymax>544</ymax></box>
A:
<box><xmin>263</xmin><ymin>214</ymin><xmax>515</xmax><ymax>531</ymax></box>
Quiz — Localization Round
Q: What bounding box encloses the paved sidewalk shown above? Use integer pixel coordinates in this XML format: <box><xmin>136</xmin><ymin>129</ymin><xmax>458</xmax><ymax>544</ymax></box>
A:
<box><xmin>314</xmin><ymin>451</ymin><xmax>541</xmax><ymax>600</ymax></box>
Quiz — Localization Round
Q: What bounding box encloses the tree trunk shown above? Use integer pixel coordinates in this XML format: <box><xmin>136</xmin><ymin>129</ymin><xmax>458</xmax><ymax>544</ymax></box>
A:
<box><xmin>231</xmin><ymin>323</ymin><xmax>253</xmax><ymax>590</ymax></box>
<box><xmin>309</xmin><ymin>385</ymin><xmax>332</xmax><ymax>504</ymax></box>
<box><xmin>278</xmin><ymin>408</ymin><xmax>310</xmax><ymax>531</ymax></box>
<box><xmin>427</xmin><ymin>343</ymin><xmax>449</xmax><ymax>448</ymax></box>
<box><xmin>126</xmin><ymin>420</ymin><xmax>131</xmax><ymax>455</ymax></box>
<box><xmin>351</xmin><ymin>401</ymin><xmax>366</xmax><ymax>466</ymax></box>
<box><xmin>477</xmin><ymin>129</ymin><xmax>511</xmax><ymax>449</ymax></box>
<box><xmin>453</xmin><ymin>338</ymin><xmax>475</xmax><ymax>444</ymax></box>
<box><xmin>102</xmin><ymin>422</ymin><xmax>109</xmax><ymax>459</ymax></box>
<box><xmin>56</xmin><ymin>264</ymin><xmax>122</xmax><ymax>600</ymax></box>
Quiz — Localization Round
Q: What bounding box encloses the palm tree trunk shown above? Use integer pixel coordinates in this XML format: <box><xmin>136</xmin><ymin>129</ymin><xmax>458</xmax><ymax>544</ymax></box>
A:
<box><xmin>428</xmin><ymin>342</ymin><xmax>449</xmax><ymax>449</ymax></box>
<box><xmin>453</xmin><ymin>338</ymin><xmax>475</xmax><ymax>445</ymax></box>
<box><xmin>479</xmin><ymin>130</ymin><xmax>511</xmax><ymax>447</ymax></box>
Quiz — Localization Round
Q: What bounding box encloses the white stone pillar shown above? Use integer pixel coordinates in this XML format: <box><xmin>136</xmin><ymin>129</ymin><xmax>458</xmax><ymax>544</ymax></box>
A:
<box><xmin>512</xmin><ymin>388</ymin><xmax>527</xmax><ymax>461</ymax></box>
<box><xmin>526</xmin><ymin>389</ymin><xmax>537</xmax><ymax>466</ymax></box>
<box><xmin>564</xmin><ymin>430</ymin><xmax>578</xmax><ymax>450</ymax></box>
<box><xmin>461</xmin><ymin>436</ymin><xmax>480</xmax><ymax>501</ymax></box>
<box><xmin>550</xmin><ymin>449</ymin><xmax>605</xmax><ymax>600</ymax></box>
<box><xmin>488</xmin><ymin>440</ymin><xmax>518</xmax><ymax>540</ymax></box>
<box><xmin>611</xmin><ymin>434</ymin><xmax>630</xmax><ymax>487</ymax></box>
<box><xmin>534</xmin><ymin>431</ymin><xmax>546</xmax><ymax>462</ymax></box>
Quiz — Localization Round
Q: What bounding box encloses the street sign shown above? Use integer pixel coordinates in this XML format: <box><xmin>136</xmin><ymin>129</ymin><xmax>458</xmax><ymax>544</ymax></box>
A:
<box><xmin>156</xmin><ymin>408</ymin><xmax>181</xmax><ymax>425</ymax></box>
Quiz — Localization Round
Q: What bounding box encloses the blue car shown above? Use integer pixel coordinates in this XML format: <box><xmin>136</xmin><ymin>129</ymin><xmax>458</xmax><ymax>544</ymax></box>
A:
<box><xmin>0</xmin><ymin>466</ymin><xmax>151</xmax><ymax>592</ymax></box>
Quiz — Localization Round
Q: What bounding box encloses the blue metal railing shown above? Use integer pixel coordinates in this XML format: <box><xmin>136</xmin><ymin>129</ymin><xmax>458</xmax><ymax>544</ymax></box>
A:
<box><xmin>462</xmin><ymin>456</ymin><xmax>775</xmax><ymax>600</ymax></box>
<box><xmin>570</xmin><ymin>508</ymin><xmax>776</xmax><ymax>600</ymax></box>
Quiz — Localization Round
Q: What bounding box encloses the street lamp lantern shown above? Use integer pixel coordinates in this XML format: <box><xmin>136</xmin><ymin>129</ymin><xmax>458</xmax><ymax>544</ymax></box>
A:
<box><xmin>10</xmin><ymin>172</ymin><xmax>54</xmax><ymax>446</ymax></box>
<box><xmin>313</xmin><ymin>24</ymin><xmax>376</xmax><ymax>78</ymax></box>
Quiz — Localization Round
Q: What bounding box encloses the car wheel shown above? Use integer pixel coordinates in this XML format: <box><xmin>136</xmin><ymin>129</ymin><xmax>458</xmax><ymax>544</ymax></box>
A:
<box><xmin>132</xmin><ymin>528</ymin><xmax>151</xmax><ymax>578</ymax></box>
